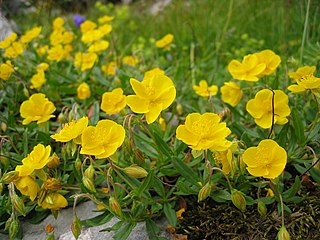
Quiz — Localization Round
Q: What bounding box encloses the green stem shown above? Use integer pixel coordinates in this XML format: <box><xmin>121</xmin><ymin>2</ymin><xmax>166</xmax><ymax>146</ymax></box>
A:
<box><xmin>300</xmin><ymin>0</ymin><xmax>311</xmax><ymax>64</ymax></box>
<box><xmin>212</xmin><ymin>167</ymin><xmax>232</xmax><ymax>192</ymax></box>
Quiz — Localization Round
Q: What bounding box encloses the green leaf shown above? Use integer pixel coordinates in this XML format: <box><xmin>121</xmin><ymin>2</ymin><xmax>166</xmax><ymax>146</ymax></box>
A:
<box><xmin>211</xmin><ymin>189</ymin><xmax>231</xmax><ymax>202</ymax></box>
<box><xmin>152</xmin><ymin>129</ymin><xmax>173</xmax><ymax>156</ymax></box>
<box><xmin>309</xmin><ymin>167</ymin><xmax>320</xmax><ymax>183</ymax></box>
<box><xmin>100</xmin><ymin>221</ymin><xmax>123</xmax><ymax>232</ymax></box>
<box><xmin>146</xmin><ymin>219</ymin><xmax>160</xmax><ymax>240</ymax></box>
<box><xmin>291</xmin><ymin>108</ymin><xmax>305</xmax><ymax>145</ymax></box>
<box><xmin>152</xmin><ymin>177</ymin><xmax>166</xmax><ymax>198</ymax></box>
<box><xmin>256</xmin><ymin>197</ymin><xmax>275</xmax><ymax>205</ymax></box>
<box><xmin>81</xmin><ymin>212</ymin><xmax>113</xmax><ymax>227</ymax></box>
<box><xmin>282</xmin><ymin>175</ymin><xmax>301</xmax><ymax>199</ymax></box>
<box><xmin>163</xmin><ymin>203</ymin><xmax>177</xmax><ymax>227</ymax></box>
<box><xmin>135</xmin><ymin>170</ymin><xmax>155</xmax><ymax>197</ymax></box>
<box><xmin>113</xmin><ymin>222</ymin><xmax>137</xmax><ymax>240</ymax></box>
<box><xmin>172</xmin><ymin>157</ymin><xmax>200</xmax><ymax>186</ymax></box>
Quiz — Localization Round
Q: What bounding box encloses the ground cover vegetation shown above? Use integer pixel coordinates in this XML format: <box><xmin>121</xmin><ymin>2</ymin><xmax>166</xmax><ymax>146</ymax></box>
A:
<box><xmin>0</xmin><ymin>0</ymin><xmax>319</xmax><ymax>239</ymax></box>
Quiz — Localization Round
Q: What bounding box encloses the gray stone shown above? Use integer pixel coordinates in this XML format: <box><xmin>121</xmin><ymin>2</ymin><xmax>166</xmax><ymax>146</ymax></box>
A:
<box><xmin>0</xmin><ymin>12</ymin><xmax>13</xmax><ymax>41</ymax></box>
<box><xmin>17</xmin><ymin>201</ymin><xmax>173</xmax><ymax>240</ymax></box>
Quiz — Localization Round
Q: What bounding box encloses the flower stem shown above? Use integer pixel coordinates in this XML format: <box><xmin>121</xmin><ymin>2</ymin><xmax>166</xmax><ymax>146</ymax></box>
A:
<box><xmin>300</xmin><ymin>0</ymin><xmax>311</xmax><ymax>64</ymax></box>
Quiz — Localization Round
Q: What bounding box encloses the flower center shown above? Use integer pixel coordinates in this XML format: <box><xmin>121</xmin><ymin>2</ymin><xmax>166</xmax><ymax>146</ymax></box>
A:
<box><xmin>191</xmin><ymin>119</ymin><xmax>211</xmax><ymax>135</ymax></box>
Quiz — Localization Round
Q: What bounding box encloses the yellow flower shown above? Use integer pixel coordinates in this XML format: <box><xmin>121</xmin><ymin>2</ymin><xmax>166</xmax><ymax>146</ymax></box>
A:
<box><xmin>213</xmin><ymin>148</ymin><xmax>233</xmax><ymax>175</ymax></box>
<box><xmin>220</xmin><ymin>82</ymin><xmax>243</xmax><ymax>107</ymax></box>
<box><xmin>14</xmin><ymin>176</ymin><xmax>39</xmax><ymax>201</ymax></box>
<box><xmin>288</xmin><ymin>66</ymin><xmax>320</xmax><ymax>93</ymax></box>
<box><xmin>80</xmin><ymin>119</ymin><xmax>125</xmax><ymax>159</ymax></box>
<box><xmin>101</xmin><ymin>61</ymin><xmax>118</xmax><ymax>75</ymax></box>
<box><xmin>47</xmin><ymin>44</ymin><xmax>66</xmax><ymax>62</ymax></box>
<box><xmin>20</xmin><ymin>93</ymin><xmax>56</xmax><ymax>125</ymax></box>
<box><xmin>246</xmin><ymin>89</ymin><xmax>291</xmax><ymax>129</ymax></box>
<box><xmin>36</xmin><ymin>45</ymin><xmax>48</xmax><ymax>56</ymax></box>
<box><xmin>4</xmin><ymin>41</ymin><xmax>25</xmax><ymax>58</ymax></box>
<box><xmin>37</xmin><ymin>62</ymin><xmax>49</xmax><ymax>72</ymax></box>
<box><xmin>0</xmin><ymin>60</ymin><xmax>14</xmax><ymax>80</ymax></box>
<box><xmin>144</xmin><ymin>68</ymin><xmax>165</xmax><ymax>79</ymax></box>
<box><xmin>50</xmin><ymin>30</ymin><xmax>64</xmax><ymax>46</ymax></box>
<box><xmin>126</xmin><ymin>74</ymin><xmax>176</xmax><ymax>124</ymax></box>
<box><xmin>265</xmin><ymin>188</ymin><xmax>274</xmax><ymax>197</ymax></box>
<box><xmin>88</xmin><ymin>40</ymin><xmax>109</xmax><ymax>53</ymax></box>
<box><xmin>53</xmin><ymin>17</ymin><xmax>65</xmax><ymax>31</ymax></box>
<box><xmin>101</xmin><ymin>88</ymin><xmax>127</xmax><ymax>115</ymax></box>
<box><xmin>62</xmin><ymin>31</ymin><xmax>74</xmax><ymax>44</ymax></box>
<box><xmin>176</xmin><ymin>113</ymin><xmax>232</xmax><ymax>151</ymax></box>
<box><xmin>81</xmin><ymin>29</ymin><xmax>103</xmax><ymax>44</ymax></box>
<box><xmin>98</xmin><ymin>15</ymin><xmax>115</xmax><ymax>24</ymax></box>
<box><xmin>122</xmin><ymin>56</ymin><xmax>139</xmax><ymax>66</ymax></box>
<box><xmin>176</xmin><ymin>208</ymin><xmax>185</xmax><ymax>220</ymax></box>
<box><xmin>51</xmin><ymin>117</ymin><xmax>88</xmax><ymax>144</ymax></box>
<box><xmin>15</xmin><ymin>144</ymin><xmax>51</xmax><ymax>177</ymax></box>
<box><xmin>80</xmin><ymin>20</ymin><xmax>97</xmax><ymax>33</ymax></box>
<box><xmin>243</xmin><ymin>139</ymin><xmax>287</xmax><ymax>179</ymax></box>
<box><xmin>255</xmin><ymin>50</ymin><xmax>281</xmax><ymax>76</ymax></box>
<box><xmin>0</xmin><ymin>32</ymin><xmax>18</xmax><ymax>49</ymax></box>
<box><xmin>38</xmin><ymin>193</ymin><xmax>68</xmax><ymax>210</ymax></box>
<box><xmin>155</xmin><ymin>34</ymin><xmax>174</xmax><ymax>49</ymax></box>
<box><xmin>74</xmin><ymin>52</ymin><xmax>98</xmax><ymax>71</ymax></box>
<box><xmin>98</xmin><ymin>24</ymin><xmax>112</xmax><ymax>36</ymax></box>
<box><xmin>228</xmin><ymin>54</ymin><xmax>266</xmax><ymax>81</ymax></box>
<box><xmin>193</xmin><ymin>80</ymin><xmax>218</xmax><ymax>97</ymax></box>
<box><xmin>77</xmin><ymin>83</ymin><xmax>91</xmax><ymax>100</ymax></box>
<box><xmin>30</xmin><ymin>70</ymin><xmax>46</xmax><ymax>89</ymax></box>
<box><xmin>20</xmin><ymin>26</ymin><xmax>42</xmax><ymax>43</ymax></box>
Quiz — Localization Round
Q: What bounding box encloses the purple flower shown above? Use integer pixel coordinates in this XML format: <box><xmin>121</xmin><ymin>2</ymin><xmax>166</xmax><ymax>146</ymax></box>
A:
<box><xmin>73</xmin><ymin>15</ymin><xmax>85</xmax><ymax>27</ymax></box>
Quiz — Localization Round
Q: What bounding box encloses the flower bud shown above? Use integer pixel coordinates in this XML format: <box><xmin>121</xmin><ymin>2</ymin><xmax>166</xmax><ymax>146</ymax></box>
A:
<box><xmin>277</xmin><ymin>226</ymin><xmax>291</xmax><ymax>240</ymax></box>
<box><xmin>43</xmin><ymin>178</ymin><xmax>62</xmax><ymax>191</ymax></box>
<box><xmin>82</xmin><ymin>176</ymin><xmax>96</xmax><ymax>193</ymax></box>
<box><xmin>47</xmin><ymin>153</ymin><xmax>60</xmax><ymax>169</ymax></box>
<box><xmin>124</xmin><ymin>165</ymin><xmax>148</xmax><ymax>179</ymax></box>
<box><xmin>71</xmin><ymin>215</ymin><xmax>82</xmax><ymax>240</ymax></box>
<box><xmin>109</xmin><ymin>196</ymin><xmax>123</xmax><ymax>218</ymax></box>
<box><xmin>257</xmin><ymin>200</ymin><xmax>267</xmax><ymax>217</ymax></box>
<box><xmin>176</xmin><ymin>103</ymin><xmax>183</xmax><ymax>115</ymax></box>
<box><xmin>0</xmin><ymin>155</ymin><xmax>9</xmax><ymax>168</ymax></box>
<box><xmin>198</xmin><ymin>182</ymin><xmax>213</xmax><ymax>202</ymax></box>
<box><xmin>159</xmin><ymin>117</ymin><xmax>166</xmax><ymax>131</ymax></box>
<box><xmin>45</xmin><ymin>235</ymin><xmax>55</xmax><ymax>240</ymax></box>
<box><xmin>2</xmin><ymin>171</ymin><xmax>19</xmax><ymax>184</ymax></box>
<box><xmin>45</xmin><ymin>224</ymin><xmax>54</xmax><ymax>233</ymax></box>
<box><xmin>12</xmin><ymin>194</ymin><xmax>26</xmax><ymax>216</ymax></box>
<box><xmin>84</xmin><ymin>165</ymin><xmax>95</xmax><ymax>180</ymax></box>
<box><xmin>0</xmin><ymin>182</ymin><xmax>3</xmax><ymax>195</ymax></box>
<box><xmin>9</xmin><ymin>218</ymin><xmax>19</xmax><ymax>240</ymax></box>
<box><xmin>1</xmin><ymin>122</ymin><xmax>7</xmax><ymax>132</ymax></box>
<box><xmin>74</xmin><ymin>157</ymin><xmax>82</xmax><ymax>172</ymax></box>
<box><xmin>57</xmin><ymin>112</ymin><xmax>65</xmax><ymax>123</ymax></box>
<box><xmin>231</xmin><ymin>189</ymin><xmax>246</xmax><ymax>212</ymax></box>
<box><xmin>23</xmin><ymin>87</ymin><xmax>29</xmax><ymax>97</ymax></box>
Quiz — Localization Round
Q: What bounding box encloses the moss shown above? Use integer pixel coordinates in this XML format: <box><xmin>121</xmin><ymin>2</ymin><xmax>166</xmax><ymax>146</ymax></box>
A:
<box><xmin>176</xmin><ymin>189</ymin><xmax>320</xmax><ymax>240</ymax></box>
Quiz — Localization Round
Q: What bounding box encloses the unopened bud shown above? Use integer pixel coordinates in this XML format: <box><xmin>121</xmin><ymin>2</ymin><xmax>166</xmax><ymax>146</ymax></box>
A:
<box><xmin>47</xmin><ymin>153</ymin><xmax>60</xmax><ymax>169</ymax></box>
<box><xmin>0</xmin><ymin>155</ymin><xmax>9</xmax><ymax>168</ymax></box>
<box><xmin>124</xmin><ymin>165</ymin><xmax>148</xmax><ymax>179</ymax></box>
<box><xmin>45</xmin><ymin>235</ymin><xmax>55</xmax><ymax>240</ymax></box>
<box><xmin>71</xmin><ymin>215</ymin><xmax>82</xmax><ymax>240</ymax></box>
<box><xmin>4</xmin><ymin>216</ymin><xmax>13</xmax><ymax>231</ymax></box>
<box><xmin>231</xmin><ymin>189</ymin><xmax>246</xmax><ymax>212</ymax></box>
<box><xmin>257</xmin><ymin>200</ymin><xmax>267</xmax><ymax>217</ymax></box>
<box><xmin>0</xmin><ymin>182</ymin><xmax>3</xmax><ymax>195</ymax></box>
<box><xmin>57</xmin><ymin>112</ymin><xmax>65</xmax><ymax>123</ymax></box>
<box><xmin>159</xmin><ymin>117</ymin><xmax>166</xmax><ymax>131</ymax></box>
<box><xmin>45</xmin><ymin>224</ymin><xmax>54</xmax><ymax>233</ymax></box>
<box><xmin>82</xmin><ymin>176</ymin><xmax>96</xmax><ymax>193</ymax></box>
<box><xmin>198</xmin><ymin>182</ymin><xmax>213</xmax><ymax>202</ymax></box>
<box><xmin>84</xmin><ymin>165</ymin><xmax>95</xmax><ymax>180</ymax></box>
<box><xmin>23</xmin><ymin>87</ymin><xmax>29</xmax><ymax>97</ymax></box>
<box><xmin>2</xmin><ymin>171</ymin><xmax>19</xmax><ymax>184</ymax></box>
<box><xmin>12</xmin><ymin>194</ymin><xmax>26</xmax><ymax>216</ymax></box>
<box><xmin>109</xmin><ymin>196</ymin><xmax>123</xmax><ymax>218</ymax></box>
<box><xmin>176</xmin><ymin>103</ymin><xmax>183</xmax><ymax>115</ymax></box>
<box><xmin>1</xmin><ymin>122</ymin><xmax>7</xmax><ymax>132</ymax></box>
<box><xmin>9</xmin><ymin>219</ymin><xmax>19</xmax><ymax>240</ymax></box>
<box><xmin>74</xmin><ymin>158</ymin><xmax>82</xmax><ymax>172</ymax></box>
<box><xmin>43</xmin><ymin>178</ymin><xmax>61</xmax><ymax>191</ymax></box>
<box><xmin>277</xmin><ymin>226</ymin><xmax>291</xmax><ymax>240</ymax></box>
